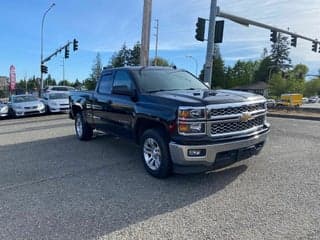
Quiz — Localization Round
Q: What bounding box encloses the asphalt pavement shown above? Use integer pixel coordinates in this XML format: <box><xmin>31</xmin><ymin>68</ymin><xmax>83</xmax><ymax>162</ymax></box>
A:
<box><xmin>0</xmin><ymin>115</ymin><xmax>319</xmax><ymax>240</ymax></box>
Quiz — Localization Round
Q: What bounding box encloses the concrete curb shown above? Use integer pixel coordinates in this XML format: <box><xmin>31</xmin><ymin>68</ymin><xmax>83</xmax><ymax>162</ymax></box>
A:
<box><xmin>267</xmin><ymin>113</ymin><xmax>320</xmax><ymax>121</ymax></box>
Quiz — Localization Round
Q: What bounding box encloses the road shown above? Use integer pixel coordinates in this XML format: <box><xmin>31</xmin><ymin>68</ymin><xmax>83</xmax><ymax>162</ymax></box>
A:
<box><xmin>0</xmin><ymin>115</ymin><xmax>319</xmax><ymax>240</ymax></box>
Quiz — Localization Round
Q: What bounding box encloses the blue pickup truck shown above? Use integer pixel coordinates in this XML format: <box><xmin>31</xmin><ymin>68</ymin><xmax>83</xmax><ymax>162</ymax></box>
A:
<box><xmin>69</xmin><ymin>66</ymin><xmax>270</xmax><ymax>178</ymax></box>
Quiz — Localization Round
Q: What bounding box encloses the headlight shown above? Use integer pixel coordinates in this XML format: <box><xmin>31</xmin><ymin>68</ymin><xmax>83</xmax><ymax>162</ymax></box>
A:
<box><xmin>178</xmin><ymin>122</ymin><xmax>206</xmax><ymax>135</ymax></box>
<box><xmin>178</xmin><ymin>107</ymin><xmax>205</xmax><ymax>120</ymax></box>
<box><xmin>0</xmin><ymin>106</ymin><xmax>8</xmax><ymax>113</ymax></box>
<box><xmin>38</xmin><ymin>103</ymin><xmax>45</xmax><ymax>109</ymax></box>
<box><xmin>178</xmin><ymin>107</ymin><xmax>206</xmax><ymax>135</ymax></box>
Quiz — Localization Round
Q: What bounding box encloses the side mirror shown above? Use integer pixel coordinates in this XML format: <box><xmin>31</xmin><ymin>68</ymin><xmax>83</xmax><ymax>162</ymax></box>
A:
<box><xmin>112</xmin><ymin>85</ymin><xmax>136</xmax><ymax>98</ymax></box>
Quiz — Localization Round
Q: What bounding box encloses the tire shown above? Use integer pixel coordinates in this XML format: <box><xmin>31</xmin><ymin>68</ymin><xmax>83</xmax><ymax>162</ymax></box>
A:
<box><xmin>9</xmin><ymin>109</ymin><xmax>17</xmax><ymax>118</ymax></box>
<box><xmin>140</xmin><ymin>128</ymin><xmax>172</xmax><ymax>178</ymax></box>
<box><xmin>75</xmin><ymin>112</ymin><xmax>93</xmax><ymax>141</ymax></box>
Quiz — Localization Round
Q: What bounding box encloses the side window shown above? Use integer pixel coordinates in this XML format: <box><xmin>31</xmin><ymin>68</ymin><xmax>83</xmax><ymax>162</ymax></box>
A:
<box><xmin>113</xmin><ymin>71</ymin><xmax>134</xmax><ymax>91</ymax></box>
<box><xmin>98</xmin><ymin>74</ymin><xmax>113</xmax><ymax>94</ymax></box>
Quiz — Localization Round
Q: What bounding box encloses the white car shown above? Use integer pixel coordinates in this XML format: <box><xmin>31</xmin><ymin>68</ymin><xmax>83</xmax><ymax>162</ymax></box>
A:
<box><xmin>43</xmin><ymin>92</ymin><xmax>70</xmax><ymax>113</ymax></box>
<box><xmin>0</xmin><ymin>102</ymin><xmax>8</xmax><ymax>118</ymax></box>
<box><xmin>8</xmin><ymin>95</ymin><xmax>46</xmax><ymax>117</ymax></box>
<box><xmin>44</xmin><ymin>85</ymin><xmax>75</xmax><ymax>94</ymax></box>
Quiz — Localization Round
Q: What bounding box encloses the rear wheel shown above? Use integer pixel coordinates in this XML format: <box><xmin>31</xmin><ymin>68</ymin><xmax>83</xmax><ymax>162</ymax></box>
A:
<box><xmin>75</xmin><ymin>112</ymin><xmax>93</xmax><ymax>141</ymax></box>
<box><xmin>140</xmin><ymin>129</ymin><xmax>172</xmax><ymax>178</ymax></box>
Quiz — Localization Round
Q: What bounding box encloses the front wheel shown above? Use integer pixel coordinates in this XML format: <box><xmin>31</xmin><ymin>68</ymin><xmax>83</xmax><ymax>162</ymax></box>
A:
<box><xmin>75</xmin><ymin>112</ymin><xmax>93</xmax><ymax>141</ymax></box>
<box><xmin>140</xmin><ymin>129</ymin><xmax>172</xmax><ymax>178</ymax></box>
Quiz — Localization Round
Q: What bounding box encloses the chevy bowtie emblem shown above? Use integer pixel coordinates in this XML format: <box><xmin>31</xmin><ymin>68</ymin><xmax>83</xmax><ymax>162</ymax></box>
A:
<box><xmin>239</xmin><ymin>112</ymin><xmax>253</xmax><ymax>122</ymax></box>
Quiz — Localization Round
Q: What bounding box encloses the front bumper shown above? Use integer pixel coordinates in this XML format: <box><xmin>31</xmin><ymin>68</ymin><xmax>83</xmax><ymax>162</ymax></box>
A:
<box><xmin>49</xmin><ymin>106</ymin><xmax>70</xmax><ymax>113</ymax></box>
<box><xmin>14</xmin><ymin>108</ymin><xmax>46</xmax><ymax>117</ymax></box>
<box><xmin>169</xmin><ymin>130</ymin><xmax>269</xmax><ymax>174</ymax></box>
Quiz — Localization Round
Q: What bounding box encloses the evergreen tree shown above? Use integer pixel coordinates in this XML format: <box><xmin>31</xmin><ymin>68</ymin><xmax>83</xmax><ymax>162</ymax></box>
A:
<box><xmin>270</xmin><ymin>33</ymin><xmax>291</xmax><ymax>72</ymax></box>
<box><xmin>151</xmin><ymin>57</ymin><xmax>169</xmax><ymax>66</ymax></box>
<box><xmin>253</xmin><ymin>56</ymin><xmax>273</xmax><ymax>82</ymax></box>
<box><xmin>73</xmin><ymin>79</ymin><xmax>82</xmax><ymax>89</ymax></box>
<box><xmin>129</xmin><ymin>42</ymin><xmax>141</xmax><ymax>66</ymax></box>
<box><xmin>84</xmin><ymin>53</ymin><xmax>103</xmax><ymax>90</ymax></box>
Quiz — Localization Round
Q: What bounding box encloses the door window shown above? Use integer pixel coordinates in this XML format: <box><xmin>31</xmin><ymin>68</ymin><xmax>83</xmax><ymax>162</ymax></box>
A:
<box><xmin>98</xmin><ymin>74</ymin><xmax>113</xmax><ymax>94</ymax></box>
<box><xmin>113</xmin><ymin>71</ymin><xmax>134</xmax><ymax>91</ymax></box>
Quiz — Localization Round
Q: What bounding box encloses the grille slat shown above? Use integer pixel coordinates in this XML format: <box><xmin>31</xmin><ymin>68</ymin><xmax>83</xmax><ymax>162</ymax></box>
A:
<box><xmin>210</xmin><ymin>116</ymin><xmax>265</xmax><ymax>135</ymax></box>
<box><xmin>209</xmin><ymin>103</ymin><xmax>265</xmax><ymax>117</ymax></box>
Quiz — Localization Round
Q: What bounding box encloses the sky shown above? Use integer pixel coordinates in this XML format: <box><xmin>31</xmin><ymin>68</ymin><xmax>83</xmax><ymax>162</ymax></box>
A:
<box><xmin>0</xmin><ymin>0</ymin><xmax>319</xmax><ymax>83</ymax></box>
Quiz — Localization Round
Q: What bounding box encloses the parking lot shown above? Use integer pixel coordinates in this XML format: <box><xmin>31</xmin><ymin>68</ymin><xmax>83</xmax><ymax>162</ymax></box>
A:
<box><xmin>0</xmin><ymin>115</ymin><xmax>319</xmax><ymax>240</ymax></box>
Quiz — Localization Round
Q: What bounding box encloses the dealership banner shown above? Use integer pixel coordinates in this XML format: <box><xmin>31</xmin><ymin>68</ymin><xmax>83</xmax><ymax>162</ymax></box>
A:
<box><xmin>9</xmin><ymin>65</ymin><xmax>16</xmax><ymax>91</ymax></box>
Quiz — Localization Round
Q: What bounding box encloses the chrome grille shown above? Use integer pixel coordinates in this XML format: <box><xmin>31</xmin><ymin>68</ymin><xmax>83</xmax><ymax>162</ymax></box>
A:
<box><xmin>210</xmin><ymin>115</ymin><xmax>265</xmax><ymax>135</ymax></box>
<box><xmin>209</xmin><ymin>102</ymin><xmax>265</xmax><ymax>117</ymax></box>
<box><xmin>24</xmin><ymin>106</ymin><xmax>37</xmax><ymax>110</ymax></box>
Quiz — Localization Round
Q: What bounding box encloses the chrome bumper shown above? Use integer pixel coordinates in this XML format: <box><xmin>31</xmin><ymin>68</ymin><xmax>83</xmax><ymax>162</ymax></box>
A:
<box><xmin>169</xmin><ymin>130</ymin><xmax>269</xmax><ymax>167</ymax></box>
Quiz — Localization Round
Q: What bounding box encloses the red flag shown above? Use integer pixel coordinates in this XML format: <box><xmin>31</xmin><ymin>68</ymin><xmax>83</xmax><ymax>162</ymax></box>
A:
<box><xmin>9</xmin><ymin>65</ymin><xmax>16</xmax><ymax>92</ymax></box>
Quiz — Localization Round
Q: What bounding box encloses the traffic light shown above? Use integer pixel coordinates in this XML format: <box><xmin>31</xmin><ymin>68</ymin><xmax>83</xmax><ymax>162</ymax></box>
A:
<box><xmin>195</xmin><ymin>17</ymin><xmax>206</xmax><ymax>42</ymax></box>
<box><xmin>41</xmin><ymin>64</ymin><xmax>48</xmax><ymax>74</ymax></box>
<box><xmin>290</xmin><ymin>36</ymin><xmax>297</xmax><ymax>47</ymax></box>
<box><xmin>73</xmin><ymin>38</ymin><xmax>78</xmax><ymax>51</ymax></box>
<box><xmin>65</xmin><ymin>46</ymin><xmax>70</xmax><ymax>58</ymax></box>
<box><xmin>270</xmin><ymin>30</ymin><xmax>277</xmax><ymax>43</ymax></box>
<box><xmin>312</xmin><ymin>41</ymin><xmax>317</xmax><ymax>52</ymax></box>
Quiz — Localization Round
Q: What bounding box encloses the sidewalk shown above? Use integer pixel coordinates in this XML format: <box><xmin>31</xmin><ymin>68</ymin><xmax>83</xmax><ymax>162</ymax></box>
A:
<box><xmin>267</xmin><ymin>109</ymin><xmax>320</xmax><ymax>121</ymax></box>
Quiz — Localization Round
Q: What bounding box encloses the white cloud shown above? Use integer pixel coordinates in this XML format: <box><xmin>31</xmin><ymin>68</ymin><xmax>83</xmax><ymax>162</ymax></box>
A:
<box><xmin>152</xmin><ymin>0</ymin><xmax>320</xmax><ymax>73</ymax></box>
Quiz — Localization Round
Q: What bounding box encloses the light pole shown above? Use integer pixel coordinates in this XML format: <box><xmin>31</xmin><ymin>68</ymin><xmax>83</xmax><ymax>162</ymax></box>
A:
<box><xmin>186</xmin><ymin>55</ymin><xmax>198</xmax><ymax>77</ymax></box>
<box><xmin>40</xmin><ymin>3</ymin><xmax>55</xmax><ymax>96</ymax></box>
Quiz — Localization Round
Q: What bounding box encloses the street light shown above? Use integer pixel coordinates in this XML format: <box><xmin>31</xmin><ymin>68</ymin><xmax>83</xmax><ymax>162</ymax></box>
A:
<box><xmin>186</xmin><ymin>55</ymin><xmax>198</xmax><ymax>77</ymax></box>
<box><xmin>40</xmin><ymin>3</ymin><xmax>55</xmax><ymax>97</ymax></box>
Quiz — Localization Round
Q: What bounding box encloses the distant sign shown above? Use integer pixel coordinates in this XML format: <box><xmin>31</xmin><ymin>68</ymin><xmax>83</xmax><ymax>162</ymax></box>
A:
<box><xmin>9</xmin><ymin>65</ymin><xmax>16</xmax><ymax>91</ymax></box>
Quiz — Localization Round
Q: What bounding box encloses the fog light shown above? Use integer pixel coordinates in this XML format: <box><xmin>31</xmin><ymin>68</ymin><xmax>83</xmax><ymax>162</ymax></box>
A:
<box><xmin>187</xmin><ymin>149</ymin><xmax>206</xmax><ymax>157</ymax></box>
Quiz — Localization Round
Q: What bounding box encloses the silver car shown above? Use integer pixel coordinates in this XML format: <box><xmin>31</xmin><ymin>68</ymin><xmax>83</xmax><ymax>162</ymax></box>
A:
<box><xmin>8</xmin><ymin>95</ymin><xmax>46</xmax><ymax>117</ymax></box>
<box><xmin>0</xmin><ymin>102</ymin><xmax>8</xmax><ymax>118</ymax></box>
<box><xmin>43</xmin><ymin>92</ymin><xmax>70</xmax><ymax>113</ymax></box>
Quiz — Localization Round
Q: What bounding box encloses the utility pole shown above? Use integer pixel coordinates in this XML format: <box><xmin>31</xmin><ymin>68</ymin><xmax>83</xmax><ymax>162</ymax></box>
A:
<box><xmin>154</xmin><ymin>19</ymin><xmax>159</xmax><ymax>66</ymax></box>
<box><xmin>62</xmin><ymin>57</ymin><xmax>65</xmax><ymax>82</ymax></box>
<box><xmin>24</xmin><ymin>72</ymin><xmax>27</xmax><ymax>94</ymax></box>
<box><xmin>140</xmin><ymin>0</ymin><xmax>152</xmax><ymax>66</ymax></box>
<box><xmin>204</xmin><ymin>0</ymin><xmax>217</xmax><ymax>87</ymax></box>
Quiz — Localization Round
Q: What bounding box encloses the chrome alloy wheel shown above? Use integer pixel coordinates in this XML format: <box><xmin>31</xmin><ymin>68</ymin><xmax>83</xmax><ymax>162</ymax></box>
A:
<box><xmin>76</xmin><ymin>116</ymin><xmax>83</xmax><ymax>137</ymax></box>
<box><xmin>143</xmin><ymin>138</ymin><xmax>161</xmax><ymax>171</ymax></box>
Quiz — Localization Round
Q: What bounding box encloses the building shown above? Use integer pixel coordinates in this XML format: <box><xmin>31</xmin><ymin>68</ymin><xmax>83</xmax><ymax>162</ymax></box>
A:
<box><xmin>232</xmin><ymin>81</ymin><xmax>268</xmax><ymax>97</ymax></box>
<box><xmin>0</xmin><ymin>76</ymin><xmax>9</xmax><ymax>90</ymax></box>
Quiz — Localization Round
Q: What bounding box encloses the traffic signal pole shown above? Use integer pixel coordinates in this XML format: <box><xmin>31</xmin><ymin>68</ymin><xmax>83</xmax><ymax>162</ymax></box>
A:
<box><xmin>203</xmin><ymin>0</ymin><xmax>217</xmax><ymax>87</ymax></box>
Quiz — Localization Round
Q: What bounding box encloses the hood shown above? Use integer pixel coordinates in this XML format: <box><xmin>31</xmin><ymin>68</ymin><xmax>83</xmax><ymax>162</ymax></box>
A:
<box><xmin>13</xmin><ymin>101</ymin><xmax>41</xmax><ymax>108</ymax></box>
<box><xmin>48</xmin><ymin>99</ymin><xmax>69</xmax><ymax>105</ymax></box>
<box><xmin>146</xmin><ymin>89</ymin><xmax>265</xmax><ymax>106</ymax></box>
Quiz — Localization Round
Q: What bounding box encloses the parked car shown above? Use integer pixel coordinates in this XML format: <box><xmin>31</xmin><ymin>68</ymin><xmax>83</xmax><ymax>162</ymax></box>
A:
<box><xmin>44</xmin><ymin>85</ymin><xmax>75</xmax><ymax>94</ymax></box>
<box><xmin>42</xmin><ymin>92</ymin><xmax>70</xmax><ymax>113</ymax></box>
<box><xmin>8</xmin><ymin>95</ymin><xmax>46</xmax><ymax>117</ymax></box>
<box><xmin>308</xmin><ymin>96</ymin><xmax>319</xmax><ymax>103</ymax></box>
<box><xmin>69</xmin><ymin>66</ymin><xmax>270</xmax><ymax>178</ymax></box>
<box><xmin>0</xmin><ymin>102</ymin><xmax>8</xmax><ymax>118</ymax></box>
<box><xmin>302</xmin><ymin>97</ymin><xmax>309</xmax><ymax>104</ymax></box>
<box><xmin>266</xmin><ymin>99</ymin><xmax>276</xmax><ymax>108</ymax></box>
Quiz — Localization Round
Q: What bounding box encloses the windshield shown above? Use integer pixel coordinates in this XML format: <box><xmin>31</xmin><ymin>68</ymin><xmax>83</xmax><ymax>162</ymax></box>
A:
<box><xmin>12</xmin><ymin>95</ymin><xmax>38</xmax><ymax>103</ymax></box>
<box><xmin>49</xmin><ymin>93</ymin><xmax>69</xmax><ymax>100</ymax></box>
<box><xmin>134</xmin><ymin>69</ymin><xmax>208</xmax><ymax>93</ymax></box>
